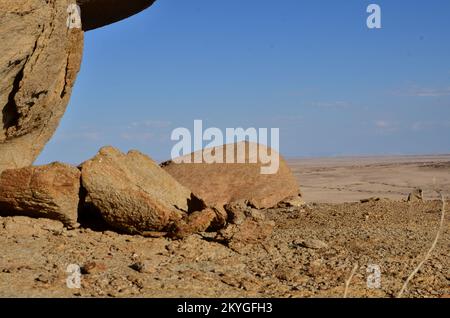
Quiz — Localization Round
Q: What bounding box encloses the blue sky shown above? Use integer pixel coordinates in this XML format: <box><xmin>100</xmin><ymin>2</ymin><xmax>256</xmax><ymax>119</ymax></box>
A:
<box><xmin>37</xmin><ymin>0</ymin><xmax>450</xmax><ymax>164</ymax></box>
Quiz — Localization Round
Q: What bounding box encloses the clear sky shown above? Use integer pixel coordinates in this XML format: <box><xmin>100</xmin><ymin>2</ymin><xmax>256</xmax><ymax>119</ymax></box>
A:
<box><xmin>37</xmin><ymin>0</ymin><xmax>450</xmax><ymax>164</ymax></box>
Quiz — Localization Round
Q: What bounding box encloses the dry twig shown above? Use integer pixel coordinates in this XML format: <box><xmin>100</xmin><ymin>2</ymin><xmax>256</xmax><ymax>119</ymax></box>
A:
<box><xmin>343</xmin><ymin>263</ymin><xmax>359</xmax><ymax>298</ymax></box>
<box><xmin>397</xmin><ymin>192</ymin><xmax>446</xmax><ymax>298</ymax></box>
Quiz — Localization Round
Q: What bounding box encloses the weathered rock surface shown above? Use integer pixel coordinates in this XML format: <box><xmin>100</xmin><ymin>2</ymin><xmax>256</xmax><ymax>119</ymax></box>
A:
<box><xmin>0</xmin><ymin>0</ymin><xmax>84</xmax><ymax>174</ymax></box>
<box><xmin>77</xmin><ymin>0</ymin><xmax>156</xmax><ymax>31</ymax></box>
<box><xmin>0</xmin><ymin>162</ymin><xmax>81</xmax><ymax>227</ymax></box>
<box><xmin>277</xmin><ymin>195</ymin><xmax>306</xmax><ymax>208</ymax></box>
<box><xmin>217</xmin><ymin>203</ymin><xmax>275</xmax><ymax>248</ymax></box>
<box><xmin>225</xmin><ymin>200</ymin><xmax>266</xmax><ymax>225</ymax></box>
<box><xmin>170</xmin><ymin>208</ymin><xmax>217</xmax><ymax>239</ymax></box>
<box><xmin>295</xmin><ymin>238</ymin><xmax>329</xmax><ymax>250</ymax></box>
<box><xmin>80</xmin><ymin>146</ymin><xmax>204</xmax><ymax>234</ymax></box>
<box><xmin>170</xmin><ymin>206</ymin><xmax>228</xmax><ymax>239</ymax></box>
<box><xmin>1</xmin><ymin>216</ymin><xmax>64</xmax><ymax>237</ymax></box>
<box><xmin>162</xmin><ymin>142</ymin><xmax>302</xmax><ymax>209</ymax></box>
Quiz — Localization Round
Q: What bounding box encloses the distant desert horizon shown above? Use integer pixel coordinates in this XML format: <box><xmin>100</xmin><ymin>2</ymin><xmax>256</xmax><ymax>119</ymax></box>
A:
<box><xmin>287</xmin><ymin>154</ymin><xmax>450</xmax><ymax>203</ymax></box>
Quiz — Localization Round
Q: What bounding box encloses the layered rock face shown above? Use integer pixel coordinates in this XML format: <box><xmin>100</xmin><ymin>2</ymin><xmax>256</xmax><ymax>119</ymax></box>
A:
<box><xmin>0</xmin><ymin>0</ymin><xmax>84</xmax><ymax>173</ymax></box>
<box><xmin>162</xmin><ymin>142</ymin><xmax>302</xmax><ymax>209</ymax></box>
<box><xmin>0</xmin><ymin>162</ymin><xmax>81</xmax><ymax>227</ymax></box>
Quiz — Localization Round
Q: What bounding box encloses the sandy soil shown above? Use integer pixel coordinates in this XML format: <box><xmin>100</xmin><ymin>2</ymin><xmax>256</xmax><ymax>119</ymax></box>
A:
<box><xmin>0</xmin><ymin>156</ymin><xmax>449</xmax><ymax>298</ymax></box>
<box><xmin>289</xmin><ymin>155</ymin><xmax>450</xmax><ymax>203</ymax></box>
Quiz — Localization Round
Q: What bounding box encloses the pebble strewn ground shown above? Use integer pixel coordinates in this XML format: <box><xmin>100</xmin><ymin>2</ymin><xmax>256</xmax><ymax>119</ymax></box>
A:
<box><xmin>0</xmin><ymin>200</ymin><xmax>448</xmax><ymax>298</ymax></box>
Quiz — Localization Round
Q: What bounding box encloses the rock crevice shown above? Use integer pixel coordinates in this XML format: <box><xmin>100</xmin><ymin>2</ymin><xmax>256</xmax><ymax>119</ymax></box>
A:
<box><xmin>0</xmin><ymin>0</ymin><xmax>84</xmax><ymax>173</ymax></box>
<box><xmin>2</xmin><ymin>63</ymin><xmax>24</xmax><ymax>132</ymax></box>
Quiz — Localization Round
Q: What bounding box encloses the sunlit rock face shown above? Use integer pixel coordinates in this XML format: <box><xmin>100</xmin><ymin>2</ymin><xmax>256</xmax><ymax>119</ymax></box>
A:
<box><xmin>0</xmin><ymin>0</ymin><xmax>84</xmax><ymax>173</ymax></box>
<box><xmin>0</xmin><ymin>0</ymin><xmax>157</xmax><ymax>173</ymax></box>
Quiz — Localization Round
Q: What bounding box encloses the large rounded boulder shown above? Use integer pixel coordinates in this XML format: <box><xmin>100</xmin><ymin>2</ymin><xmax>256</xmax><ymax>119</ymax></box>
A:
<box><xmin>0</xmin><ymin>0</ymin><xmax>84</xmax><ymax>173</ymax></box>
<box><xmin>0</xmin><ymin>0</ymin><xmax>157</xmax><ymax>174</ymax></box>
<box><xmin>80</xmin><ymin>146</ymin><xmax>205</xmax><ymax>234</ymax></box>
<box><xmin>162</xmin><ymin>142</ymin><xmax>302</xmax><ymax>209</ymax></box>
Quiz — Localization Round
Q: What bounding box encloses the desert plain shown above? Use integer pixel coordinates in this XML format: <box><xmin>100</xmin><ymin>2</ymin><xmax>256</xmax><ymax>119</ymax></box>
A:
<box><xmin>0</xmin><ymin>154</ymin><xmax>448</xmax><ymax>298</ymax></box>
<box><xmin>289</xmin><ymin>154</ymin><xmax>450</xmax><ymax>203</ymax></box>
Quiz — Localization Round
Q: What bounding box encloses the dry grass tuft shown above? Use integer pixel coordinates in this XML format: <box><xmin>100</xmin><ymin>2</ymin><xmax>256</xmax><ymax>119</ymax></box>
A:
<box><xmin>397</xmin><ymin>192</ymin><xmax>446</xmax><ymax>298</ymax></box>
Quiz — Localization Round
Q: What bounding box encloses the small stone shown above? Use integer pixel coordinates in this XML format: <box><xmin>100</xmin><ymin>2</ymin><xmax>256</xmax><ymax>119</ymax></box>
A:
<box><xmin>407</xmin><ymin>188</ymin><xmax>423</xmax><ymax>202</ymax></box>
<box><xmin>360</xmin><ymin>197</ymin><xmax>380</xmax><ymax>203</ymax></box>
<box><xmin>275</xmin><ymin>265</ymin><xmax>298</xmax><ymax>282</ymax></box>
<box><xmin>130</xmin><ymin>261</ymin><xmax>155</xmax><ymax>274</ymax></box>
<box><xmin>218</xmin><ymin>218</ymin><xmax>275</xmax><ymax>245</ymax></box>
<box><xmin>35</xmin><ymin>274</ymin><xmax>52</xmax><ymax>284</ymax></box>
<box><xmin>246</xmin><ymin>209</ymin><xmax>266</xmax><ymax>221</ymax></box>
<box><xmin>170</xmin><ymin>208</ymin><xmax>217</xmax><ymax>239</ymax></box>
<box><xmin>225</xmin><ymin>200</ymin><xmax>251</xmax><ymax>225</ymax></box>
<box><xmin>131</xmin><ymin>253</ymin><xmax>139</xmax><ymax>260</ymax></box>
<box><xmin>296</xmin><ymin>239</ymin><xmax>329</xmax><ymax>250</ymax></box>
<box><xmin>140</xmin><ymin>231</ymin><xmax>167</xmax><ymax>238</ymax></box>
<box><xmin>81</xmin><ymin>262</ymin><xmax>107</xmax><ymax>274</ymax></box>
<box><xmin>278</xmin><ymin>196</ymin><xmax>306</xmax><ymax>208</ymax></box>
<box><xmin>225</xmin><ymin>200</ymin><xmax>267</xmax><ymax>224</ymax></box>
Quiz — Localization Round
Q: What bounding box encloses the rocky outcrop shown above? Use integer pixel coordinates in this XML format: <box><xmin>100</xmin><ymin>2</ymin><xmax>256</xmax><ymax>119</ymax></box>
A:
<box><xmin>0</xmin><ymin>142</ymin><xmax>284</xmax><ymax>244</ymax></box>
<box><xmin>162</xmin><ymin>142</ymin><xmax>302</xmax><ymax>209</ymax></box>
<box><xmin>0</xmin><ymin>0</ymin><xmax>160</xmax><ymax>174</ymax></box>
<box><xmin>0</xmin><ymin>0</ymin><xmax>84</xmax><ymax>174</ymax></box>
<box><xmin>77</xmin><ymin>0</ymin><xmax>157</xmax><ymax>31</ymax></box>
<box><xmin>79</xmin><ymin>146</ymin><xmax>205</xmax><ymax>234</ymax></box>
<box><xmin>0</xmin><ymin>162</ymin><xmax>81</xmax><ymax>227</ymax></box>
<box><xmin>0</xmin><ymin>1</ymin><xmax>282</xmax><ymax>246</ymax></box>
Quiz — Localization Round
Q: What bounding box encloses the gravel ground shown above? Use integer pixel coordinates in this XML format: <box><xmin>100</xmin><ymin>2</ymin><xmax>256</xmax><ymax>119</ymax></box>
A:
<box><xmin>0</xmin><ymin>200</ymin><xmax>448</xmax><ymax>298</ymax></box>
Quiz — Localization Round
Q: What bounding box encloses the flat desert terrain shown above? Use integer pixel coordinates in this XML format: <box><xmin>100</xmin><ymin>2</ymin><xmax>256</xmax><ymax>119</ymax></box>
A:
<box><xmin>289</xmin><ymin>155</ymin><xmax>450</xmax><ymax>203</ymax></box>
<box><xmin>0</xmin><ymin>155</ymin><xmax>448</xmax><ymax>298</ymax></box>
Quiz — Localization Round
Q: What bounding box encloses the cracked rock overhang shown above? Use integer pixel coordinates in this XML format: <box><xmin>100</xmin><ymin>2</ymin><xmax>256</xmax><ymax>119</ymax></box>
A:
<box><xmin>76</xmin><ymin>0</ymin><xmax>157</xmax><ymax>31</ymax></box>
